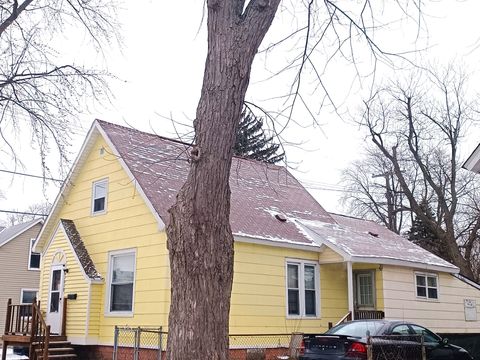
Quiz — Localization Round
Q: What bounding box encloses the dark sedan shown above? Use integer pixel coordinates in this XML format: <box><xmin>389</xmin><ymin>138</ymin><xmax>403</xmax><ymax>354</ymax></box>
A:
<box><xmin>298</xmin><ymin>320</ymin><xmax>473</xmax><ymax>360</ymax></box>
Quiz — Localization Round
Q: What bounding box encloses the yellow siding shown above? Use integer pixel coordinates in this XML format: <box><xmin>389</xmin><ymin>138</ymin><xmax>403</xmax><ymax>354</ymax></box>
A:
<box><xmin>48</xmin><ymin>136</ymin><xmax>170</xmax><ymax>345</ymax></box>
<box><xmin>320</xmin><ymin>263</ymin><xmax>348</xmax><ymax>326</ymax></box>
<box><xmin>382</xmin><ymin>265</ymin><xmax>480</xmax><ymax>333</ymax></box>
<box><xmin>318</xmin><ymin>247</ymin><xmax>343</xmax><ymax>263</ymax></box>
<box><xmin>40</xmin><ymin>133</ymin><xmax>395</xmax><ymax>346</ymax></box>
<box><xmin>39</xmin><ymin>228</ymin><xmax>89</xmax><ymax>337</ymax></box>
<box><xmin>231</xmin><ymin>242</ymin><xmax>325</xmax><ymax>333</ymax></box>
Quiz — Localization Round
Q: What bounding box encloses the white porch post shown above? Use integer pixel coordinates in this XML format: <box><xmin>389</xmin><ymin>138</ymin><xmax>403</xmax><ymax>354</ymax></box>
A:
<box><xmin>347</xmin><ymin>261</ymin><xmax>354</xmax><ymax>320</ymax></box>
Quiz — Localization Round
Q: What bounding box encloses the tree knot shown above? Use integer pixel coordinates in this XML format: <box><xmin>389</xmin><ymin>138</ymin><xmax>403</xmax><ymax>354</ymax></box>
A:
<box><xmin>190</xmin><ymin>146</ymin><xmax>201</xmax><ymax>162</ymax></box>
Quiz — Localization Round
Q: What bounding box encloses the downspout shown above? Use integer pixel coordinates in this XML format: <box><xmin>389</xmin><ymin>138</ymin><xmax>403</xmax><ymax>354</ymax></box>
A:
<box><xmin>347</xmin><ymin>261</ymin><xmax>354</xmax><ymax>320</ymax></box>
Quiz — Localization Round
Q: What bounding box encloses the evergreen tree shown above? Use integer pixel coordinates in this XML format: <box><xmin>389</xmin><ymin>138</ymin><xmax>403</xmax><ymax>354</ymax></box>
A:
<box><xmin>234</xmin><ymin>109</ymin><xmax>285</xmax><ymax>164</ymax></box>
<box><xmin>407</xmin><ymin>199</ymin><xmax>451</xmax><ymax>262</ymax></box>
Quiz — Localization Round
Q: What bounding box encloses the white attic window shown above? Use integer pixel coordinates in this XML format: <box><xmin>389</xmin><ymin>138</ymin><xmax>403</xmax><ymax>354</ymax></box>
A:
<box><xmin>92</xmin><ymin>179</ymin><xmax>108</xmax><ymax>215</ymax></box>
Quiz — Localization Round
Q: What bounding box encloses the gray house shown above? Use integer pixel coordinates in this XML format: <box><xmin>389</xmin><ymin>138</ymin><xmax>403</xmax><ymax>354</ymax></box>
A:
<box><xmin>0</xmin><ymin>219</ymin><xmax>43</xmax><ymax>332</ymax></box>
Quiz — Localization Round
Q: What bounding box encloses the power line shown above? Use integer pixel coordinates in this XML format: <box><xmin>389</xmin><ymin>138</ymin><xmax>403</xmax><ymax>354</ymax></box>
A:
<box><xmin>0</xmin><ymin>169</ymin><xmax>63</xmax><ymax>183</ymax></box>
<box><xmin>0</xmin><ymin>210</ymin><xmax>48</xmax><ymax>216</ymax></box>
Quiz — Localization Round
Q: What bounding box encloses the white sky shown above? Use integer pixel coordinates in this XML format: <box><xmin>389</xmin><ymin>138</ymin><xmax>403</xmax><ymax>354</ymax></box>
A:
<box><xmin>2</xmin><ymin>0</ymin><xmax>480</xmax><ymax>225</ymax></box>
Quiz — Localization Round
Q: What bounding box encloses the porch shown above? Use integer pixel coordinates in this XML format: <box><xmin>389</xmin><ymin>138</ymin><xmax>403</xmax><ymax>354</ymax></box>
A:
<box><xmin>1</xmin><ymin>299</ymin><xmax>75</xmax><ymax>360</ymax></box>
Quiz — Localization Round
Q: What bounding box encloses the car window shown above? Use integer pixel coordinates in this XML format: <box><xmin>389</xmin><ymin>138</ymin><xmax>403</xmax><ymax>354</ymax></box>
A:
<box><xmin>326</xmin><ymin>321</ymin><xmax>384</xmax><ymax>337</ymax></box>
<box><xmin>409</xmin><ymin>325</ymin><xmax>441</xmax><ymax>343</ymax></box>
<box><xmin>391</xmin><ymin>324</ymin><xmax>410</xmax><ymax>335</ymax></box>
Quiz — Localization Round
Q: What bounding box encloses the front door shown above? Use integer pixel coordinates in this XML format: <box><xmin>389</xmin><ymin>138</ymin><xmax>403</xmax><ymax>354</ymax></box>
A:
<box><xmin>354</xmin><ymin>271</ymin><xmax>375</xmax><ymax>309</ymax></box>
<box><xmin>46</xmin><ymin>265</ymin><xmax>65</xmax><ymax>334</ymax></box>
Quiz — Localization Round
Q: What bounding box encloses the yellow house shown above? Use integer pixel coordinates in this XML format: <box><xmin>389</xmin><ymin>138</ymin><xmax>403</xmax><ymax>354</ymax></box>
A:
<box><xmin>30</xmin><ymin>120</ymin><xmax>480</xmax><ymax>356</ymax></box>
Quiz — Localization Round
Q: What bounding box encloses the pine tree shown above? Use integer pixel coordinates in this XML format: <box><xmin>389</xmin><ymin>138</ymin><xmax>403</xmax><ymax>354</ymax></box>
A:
<box><xmin>234</xmin><ymin>109</ymin><xmax>285</xmax><ymax>164</ymax></box>
<box><xmin>407</xmin><ymin>199</ymin><xmax>451</xmax><ymax>262</ymax></box>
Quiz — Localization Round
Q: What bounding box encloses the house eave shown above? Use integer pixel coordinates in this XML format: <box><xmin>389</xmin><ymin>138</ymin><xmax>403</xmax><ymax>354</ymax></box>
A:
<box><xmin>233</xmin><ymin>234</ymin><xmax>322</xmax><ymax>252</ymax></box>
<box><xmin>350</xmin><ymin>256</ymin><xmax>459</xmax><ymax>274</ymax></box>
<box><xmin>463</xmin><ymin>142</ymin><xmax>480</xmax><ymax>173</ymax></box>
<box><xmin>0</xmin><ymin>218</ymin><xmax>44</xmax><ymax>248</ymax></box>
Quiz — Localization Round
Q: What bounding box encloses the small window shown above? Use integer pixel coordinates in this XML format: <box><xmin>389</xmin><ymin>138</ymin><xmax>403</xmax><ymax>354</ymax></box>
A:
<box><xmin>286</xmin><ymin>261</ymin><xmax>318</xmax><ymax>317</ymax></box>
<box><xmin>108</xmin><ymin>251</ymin><xmax>136</xmax><ymax>313</ymax></box>
<box><xmin>92</xmin><ymin>179</ymin><xmax>108</xmax><ymax>214</ymax></box>
<box><xmin>415</xmin><ymin>273</ymin><xmax>438</xmax><ymax>299</ymax></box>
<box><xmin>21</xmin><ymin>289</ymin><xmax>38</xmax><ymax>304</ymax></box>
<box><xmin>29</xmin><ymin>238</ymin><xmax>41</xmax><ymax>270</ymax></box>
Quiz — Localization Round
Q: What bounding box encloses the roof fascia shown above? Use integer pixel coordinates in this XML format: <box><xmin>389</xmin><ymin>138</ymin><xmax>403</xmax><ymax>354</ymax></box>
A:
<box><xmin>95</xmin><ymin>122</ymin><xmax>166</xmax><ymax>231</ymax></box>
<box><xmin>0</xmin><ymin>219</ymin><xmax>44</xmax><ymax>249</ymax></box>
<box><xmin>233</xmin><ymin>234</ymin><xmax>322</xmax><ymax>252</ymax></box>
<box><xmin>42</xmin><ymin>222</ymin><xmax>103</xmax><ymax>284</ymax></box>
<box><xmin>351</xmin><ymin>256</ymin><xmax>459</xmax><ymax>274</ymax></box>
<box><xmin>295</xmin><ymin>221</ymin><xmax>351</xmax><ymax>260</ymax></box>
<box><xmin>34</xmin><ymin>123</ymin><xmax>100</xmax><ymax>252</ymax></box>
<box><xmin>463</xmin><ymin>142</ymin><xmax>480</xmax><ymax>172</ymax></box>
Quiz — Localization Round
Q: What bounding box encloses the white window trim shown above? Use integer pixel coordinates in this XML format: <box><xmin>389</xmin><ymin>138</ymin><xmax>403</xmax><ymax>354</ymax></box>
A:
<box><xmin>414</xmin><ymin>272</ymin><xmax>439</xmax><ymax>301</ymax></box>
<box><xmin>354</xmin><ymin>270</ymin><xmax>376</xmax><ymax>309</ymax></box>
<box><xmin>20</xmin><ymin>288</ymin><xmax>38</xmax><ymax>304</ymax></box>
<box><xmin>285</xmin><ymin>258</ymin><xmax>320</xmax><ymax>319</ymax></box>
<box><xmin>28</xmin><ymin>238</ymin><xmax>41</xmax><ymax>271</ymax></box>
<box><xmin>91</xmin><ymin>178</ymin><xmax>109</xmax><ymax>216</ymax></box>
<box><xmin>105</xmin><ymin>248</ymin><xmax>137</xmax><ymax>317</ymax></box>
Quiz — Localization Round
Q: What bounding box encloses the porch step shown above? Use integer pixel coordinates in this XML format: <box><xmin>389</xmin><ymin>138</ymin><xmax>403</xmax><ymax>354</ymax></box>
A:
<box><xmin>34</xmin><ymin>340</ymin><xmax>77</xmax><ymax>360</ymax></box>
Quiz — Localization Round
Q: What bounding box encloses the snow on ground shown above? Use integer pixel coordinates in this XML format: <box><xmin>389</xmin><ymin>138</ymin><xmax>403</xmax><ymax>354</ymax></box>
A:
<box><xmin>0</xmin><ymin>348</ymin><xmax>28</xmax><ymax>360</ymax></box>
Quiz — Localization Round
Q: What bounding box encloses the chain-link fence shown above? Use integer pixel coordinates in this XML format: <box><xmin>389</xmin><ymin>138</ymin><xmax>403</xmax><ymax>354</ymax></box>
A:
<box><xmin>367</xmin><ymin>335</ymin><xmax>426</xmax><ymax>360</ymax></box>
<box><xmin>113</xmin><ymin>326</ymin><xmax>164</xmax><ymax>360</ymax></box>
<box><xmin>229</xmin><ymin>334</ymin><xmax>294</xmax><ymax>360</ymax></box>
<box><xmin>113</xmin><ymin>328</ymin><xmax>296</xmax><ymax>360</ymax></box>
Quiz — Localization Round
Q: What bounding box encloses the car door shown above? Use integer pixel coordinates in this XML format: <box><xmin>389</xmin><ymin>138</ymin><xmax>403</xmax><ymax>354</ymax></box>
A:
<box><xmin>408</xmin><ymin>324</ymin><xmax>456</xmax><ymax>360</ymax></box>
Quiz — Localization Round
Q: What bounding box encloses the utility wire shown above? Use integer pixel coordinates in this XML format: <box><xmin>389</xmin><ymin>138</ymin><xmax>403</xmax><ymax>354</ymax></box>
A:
<box><xmin>0</xmin><ymin>169</ymin><xmax>63</xmax><ymax>183</ymax></box>
<box><xmin>0</xmin><ymin>210</ymin><xmax>48</xmax><ymax>216</ymax></box>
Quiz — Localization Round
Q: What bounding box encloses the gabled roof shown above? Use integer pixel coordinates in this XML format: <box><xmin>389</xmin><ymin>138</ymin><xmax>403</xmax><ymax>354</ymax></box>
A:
<box><xmin>0</xmin><ymin>218</ymin><xmax>43</xmax><ymax>248</ymax></box>
<box><xmin>35</xmin><ymin>119</ymin><xmax>460</xmax><ymax>274</ymax></box>
<box><xmin>298</xmin><ymin>213</ymin><xmax>458</xmax><ymax>273</ymax></box>
<box><xmin>36</xmin><ymin>120</ymin><xmax>333</xmax><ymax>251</ymax></box>
<box><xmin>60</xmin><ymin>219</ymin><xmax>102</xmax><ymax>281</ymax></box>
<box><xmin>96</xmin><ymin>120</ymin><xmax>335</xmax><ymax>245</ymax></box>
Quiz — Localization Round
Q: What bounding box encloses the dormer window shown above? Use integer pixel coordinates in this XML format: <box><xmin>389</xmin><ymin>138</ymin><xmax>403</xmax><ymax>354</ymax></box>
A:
<box><xmin>92</xmin><ymin>179</ymin><xmax>108</xmax><ymax>215</ymax></box>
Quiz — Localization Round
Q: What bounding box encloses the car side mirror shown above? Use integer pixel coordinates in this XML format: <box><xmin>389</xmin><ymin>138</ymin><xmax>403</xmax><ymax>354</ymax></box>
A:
<box><xmin>442</xmin><ymin>338</ymin><xmax>449</xmax><ymax>346</ymax></box>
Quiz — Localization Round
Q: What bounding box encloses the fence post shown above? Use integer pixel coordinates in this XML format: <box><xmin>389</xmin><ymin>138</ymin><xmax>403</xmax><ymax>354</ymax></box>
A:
<box><xmin>367</xmin><ymin>335</ymin><xmax>373</xmax><ymax>360</ymax></box>
<box><xmin>421</xmin><ymin>335</ymin><xmax>426</xmax><ymax>360</ymax></box>
<box><xmin>134</xmin><ymin>327</ymin><xmax>140</xmax><ymax>360</ymax></box>
<box><xmin>158</xmin><ymin>327</ymin><xmax>163</xmax><ymax>360</ymax></box>
<box><xmin>113</xmin><ymin>326</ymin><xmax>118</xmax><ymax>360</ymax></box>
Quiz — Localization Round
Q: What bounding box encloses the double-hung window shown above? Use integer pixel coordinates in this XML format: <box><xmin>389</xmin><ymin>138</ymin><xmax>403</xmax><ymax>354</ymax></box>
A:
<box><xmin>415</xmin><ymin>273</ymin><xmax>438</xmax><ymax>300</ymax></box>
<box><xmin>92</xmin><ymin>179</ymin><xmax>108</xmax><ymax>215</ymax></box>
<box><xmin>29</xmin><ymin>238</ymin><xmax>41</xmax><ymax>270</ymax></box>
<box><xmin>108</xmin><ymin>250</ymin><xmax>136</xmax><ymax>314</ymax></box>
<box><xmin>286</xmin><ymin>260</ymin><xmax>318</xmax><ymax>317</ymax></box>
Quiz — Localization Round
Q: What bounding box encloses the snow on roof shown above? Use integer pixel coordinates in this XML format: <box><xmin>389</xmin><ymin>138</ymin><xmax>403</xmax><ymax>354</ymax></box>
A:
<box><xmin>298</xmin><ymin>213</ymin><xmax>458</xmax><ymax>272</ymax></box>
<box><xmin>97</xmin><ymin>120</ymin><xmax>335</xmax><ymax>245</ymax></box>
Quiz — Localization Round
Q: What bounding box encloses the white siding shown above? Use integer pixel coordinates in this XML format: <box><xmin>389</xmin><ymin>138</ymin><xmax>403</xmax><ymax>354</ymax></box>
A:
<box><xmin>383</xmin><ymin>265</ymin><xmax>480</xmax><ymax>333</ymax></box>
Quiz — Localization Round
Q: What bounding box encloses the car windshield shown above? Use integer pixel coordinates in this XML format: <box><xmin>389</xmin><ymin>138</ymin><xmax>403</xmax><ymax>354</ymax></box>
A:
<box><xmin>326</xmin><ymin>321</ymin><xmax>385</xmax><ymax>338</ymax></box>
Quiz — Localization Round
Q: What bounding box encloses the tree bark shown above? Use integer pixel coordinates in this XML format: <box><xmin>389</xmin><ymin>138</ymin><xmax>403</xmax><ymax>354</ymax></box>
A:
<box><xmin>165</xmin><ymin>1</ymin><xmax>280</xmax><ymax>359</ymax></box>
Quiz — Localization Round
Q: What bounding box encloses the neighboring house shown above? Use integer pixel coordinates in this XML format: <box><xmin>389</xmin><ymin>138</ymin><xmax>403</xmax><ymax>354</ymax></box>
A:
<box><xmin>29</xmin><ymin>120</ymin><xmax>480</xmax><ymax>356</ymax></box>
<box><xmin>0</xmin><ymin>219</ymin><xmax>43</xmax><ymax>332</ymax></box>
<box><xmin>464</xmin><ymin>144</ymin><xmax>480</xmax><ymax>173</ymax></box>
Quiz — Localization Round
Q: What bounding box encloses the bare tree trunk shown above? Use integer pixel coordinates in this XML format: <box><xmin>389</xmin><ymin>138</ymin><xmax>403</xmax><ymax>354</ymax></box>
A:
<box><xmin>166</xmin><ymin>1</ymin><xmax>280</xmax><ymax>359</ymax></box>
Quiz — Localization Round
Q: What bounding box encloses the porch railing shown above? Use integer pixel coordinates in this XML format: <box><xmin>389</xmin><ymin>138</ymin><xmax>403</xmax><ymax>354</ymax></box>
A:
<box><xmin>329</xmin><ymin>310</ymin><xmax>385</xmax><ymax>329</ymax></box>
<box><xmin>354</xmin><ymin>310</ymin><xmax>385</xmax><ymax>320</ymax></box>
<box><xmin>3</xmin><ymin>298</ymin><xmax>51</xmax><ymax>360</ymax></box>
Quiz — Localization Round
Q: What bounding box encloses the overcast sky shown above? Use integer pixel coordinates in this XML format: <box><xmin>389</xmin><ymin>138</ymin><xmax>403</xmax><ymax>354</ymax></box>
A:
<box><xmin>2</xmin><ymin>0</ymin><xmax>480</xmax><ymax>225</ymax></box>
